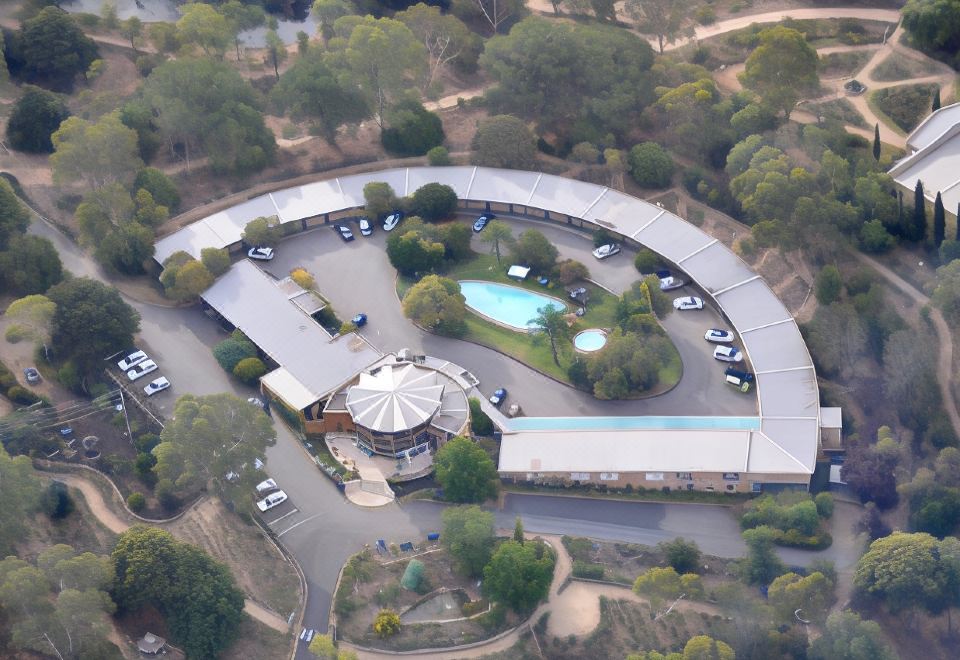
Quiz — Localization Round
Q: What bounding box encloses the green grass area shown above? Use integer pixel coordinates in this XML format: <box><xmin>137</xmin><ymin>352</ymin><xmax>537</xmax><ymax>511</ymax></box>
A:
<box><xmin>818</xmin><ymin>50</ymin><xmax>872</xmax><ymax>79</ymax></box>
<box><xmin>398</xmin><ymin>253</ymin><xmax>680</xmax><ymax>391</ymax></box>
<box><xmin>806</xmin><ymin>97</ymin><xmax>868</xmax><ymax>128</ymax></box>
<box><xmin>870</xmin><ymin>83</ymin><xmax>939</xmax><ymax>134</ymax></box>
<box><xmin>871</xmin><ymin>53</ymin><xmax>942</xmax><ymax>82</ymax></box>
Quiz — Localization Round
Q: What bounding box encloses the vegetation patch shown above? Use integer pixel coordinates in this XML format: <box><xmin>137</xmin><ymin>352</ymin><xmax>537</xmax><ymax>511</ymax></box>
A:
<box><xmin>871</xmin><ymin>53</ymin><xmax>942</xmax><ymax>82</ymax></box>
<box><xmin>871</xmin><ymin>83</ymin><xmax>940</xmax><ymax>133</ymax></box>
<box><xmin>818</xmin><ymin>50</ymin><xmax>873</xmax><ymax>78</ymax></box>
<box><xmin>805</xmin><ymin>98</ymin><xmax>868</xmax><ymax>128</ymax></box>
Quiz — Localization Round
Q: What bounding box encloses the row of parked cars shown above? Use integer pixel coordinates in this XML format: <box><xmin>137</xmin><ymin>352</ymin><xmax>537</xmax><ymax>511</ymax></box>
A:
<box><xmin>255</xmin><ymin>477</ymin><xmax>288</xmax><ymax>512</ymax></box>
<box><xmin>333</xmin><ymin>210</ymin><xmax>406</xmax><ymax>242</ymax></box>
<box><xmin>117</xmin><ymin>349</ymin><xmax>171</xmax><ymax>396</ymax></box>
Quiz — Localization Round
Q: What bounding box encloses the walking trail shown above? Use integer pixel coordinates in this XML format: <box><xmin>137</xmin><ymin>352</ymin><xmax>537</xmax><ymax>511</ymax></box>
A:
<box><xmin>48</xmin><ymin>473</ymin><xmax>290</xmax><ymax>634</ymax></box>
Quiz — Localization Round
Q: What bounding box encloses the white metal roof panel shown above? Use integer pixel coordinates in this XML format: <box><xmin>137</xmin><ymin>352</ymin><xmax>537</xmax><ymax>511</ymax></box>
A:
<box><xmin>338</xmin><ymin>169</ymin><xmax>410</xmax><ymax>207</ymax></box>
<box><xmin>633</xmin><ymin>212</ymin><xmax>714</xmax><ymax>264</ymax></box>
<box><xmin>271</xmin><ymin>180</ymin><xmax>347</xmax><ymax>223</ymax></box>
<box><xmin>406</xmin><ymin>166</ymin><xmax>476</xmax><ymax>198</ymax></box>
<box><xmin>587</xmin><ymin>189</ymin><xmax>663</xmax><ymax>232</ymax></box>
<box><xmin>716</xmin><ymin>279</ymin><xmax>792</xmax><ymax>329</ymax></box>
<box><xmin>894</xmin><ymin>136</ymin><xmax>960</xmax><ymax>199</ymax></box>
<box><xmin>747</xmin><ymin>431</ymin><xmax>814</xmax><ymax>474</ymax></box>
<box><xmin>468</xmin><ymin>167</ymin><xmax>541</xmax><ymax>205</ymax></box>
<box><xmin>203</xmin><ymin>195</ymin><xmax>279</xmax><ymax>247</ymax></box>
<box><xmin>154</xmin><ymin>222</ymin><xmax>224</xmax><ymax>262</ymax></box>
<box><xmin>756</xmin><ymin>369</ymin><xmax>819</xmax><ymax>418</ymax></box>
<box><xmin>907</xmin><ymin>103</ymin><xmax>960</xmax><ymax>151</ymax></box>
<box><xmin>260</xmin><ymin>367</ymin><xmax>322</xmax><ymax>411</ymax></box>
<box><xmin>681</xmin><ymin>242</ymin><xmax>757</xmax><ymax>293</ymax></box>
<box><xmin>528</xmin><ymin>174</ymin><xmax>609</xmax><ymax>218</ymax></box>
<box><xmin>498</xmin><ymin>429</ymin><xmax>752</xmax><ymax>473</ymax></box>
<box><xmin>740</xmin><ymin>323</ymin><xmax>810</xmax><ymax>372</ymax></box>
<box><xmin>760</xmin><ymin>418</ymin><xmax>819</xmax><ymax>472</ymax></box>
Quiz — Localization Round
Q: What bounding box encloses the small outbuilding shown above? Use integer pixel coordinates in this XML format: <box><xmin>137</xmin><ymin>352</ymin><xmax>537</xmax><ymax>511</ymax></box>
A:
<box><xmin>137</xmin><ymin>632</ymin><xmax>167</xmax><ymax>655</ymax></box>
<box><xmin>507</xmin><ymin>265</ymin><xmax>531</xmax><ymax>280</ymax></box>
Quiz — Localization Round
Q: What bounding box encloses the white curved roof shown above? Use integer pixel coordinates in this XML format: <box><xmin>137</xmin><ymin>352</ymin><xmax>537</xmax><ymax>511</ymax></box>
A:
<box><xmin>158</xmin><ymin>166</ymin><xmax>819</xmax><ymax>475</ymax></box>
<box><xmin>346</xmin><ymin>364</ymin><xmax>444</xmax><ymax>434</ymax></box>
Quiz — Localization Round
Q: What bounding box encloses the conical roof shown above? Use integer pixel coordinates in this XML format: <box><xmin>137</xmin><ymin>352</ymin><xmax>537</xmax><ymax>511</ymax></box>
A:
<box><xmin>346</xmin><ymin>364</ymin><xmax>445</xmax><ymax>433</ymax></box>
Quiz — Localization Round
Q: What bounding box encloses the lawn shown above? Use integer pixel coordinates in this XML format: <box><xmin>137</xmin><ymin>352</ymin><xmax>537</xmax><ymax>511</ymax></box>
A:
<box><xmin>870</xmin><ymin>83</ymin><xmax>940</xmax><ymax>134</ymax></box>
<box><xmin>399</xmin><ymin>253</ymin><xmax>681</xmax><ymax>390</ymax></box>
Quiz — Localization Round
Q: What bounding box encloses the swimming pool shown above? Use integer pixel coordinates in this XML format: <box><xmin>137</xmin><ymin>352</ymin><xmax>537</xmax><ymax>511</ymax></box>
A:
<box><xmin>574</xmin><ymin>329</ymin><xmax>608</xmax><ymax>352</ymax></box>
<box><xmin>508</xmin><ymin>416</ymin><xmax>762</xmax><ymax>431</ymax></box>
<box><xmin>459</xmin><ymin>281</ymin><xmax>566</xmax><ymax>330</ymax></box>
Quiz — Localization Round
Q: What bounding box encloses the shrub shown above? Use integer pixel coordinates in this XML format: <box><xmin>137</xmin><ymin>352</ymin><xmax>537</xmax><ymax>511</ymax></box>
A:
<box><xmin>134</xmin><ymin>433</ymin><xmax>161</xmax><ymax>454</ymax></box>
<box><xmin>860</xmin><ymin>219</ymin><xmax>896</xmax><ymax>253</ymax></box>
<box><xmin>411</xmin><ymin>183</ymin><xmax>458</xmax><ymax>221</ymax></box>
<box><xmin>427</xmin><ymin>145</ymin><xmax>451</xmax><ymax>166</ymax></box>
<box><xmin>469</xmin><ymin>397</ymin><xmax>494</xmax><ymax>436</ymax></box>
<box><xmin>233</xmin><ymin>357</ymin><xmax>267</xmax><ymax>384</ymax></box>
<box><xmin>133</xmin><ymin>167</ymin><xmax>180</xmax><ymax>210</ymax></box>
<box><xmin>572</xmin><ymin>560</ymin><xmax>605</xmax><ymax>579</ymax></box>
<box><xmin>814</xmin><ymin>492</ymin><xmax>835</xmax><ymax>518</ymax></box>
<box><xmin>634</xmin><ymin>248</ymin><xmax>661</xmax><ymax>274</ymax></box>
<box><xmin>127</xmin><ymin>492</ymin><xmax>146</xmax><ymax>512</ymax></box>
<box><xmin>628</xmin><ymin>141</ymin><xmax>675</xmax><ymax>188</ymax></box>
<box><xmin>373</xmin><ymin>609</ymin><xmax>401</xmax><ymax>638</ymax></box>
<box><xmin>815</xmin><ymin>265</ymin><xmax>842</xmax><ymax>305</ymax></box>
<box><xmin>290</xmin><ymin>267</ymin><xmax>315</xmax><ymax>290</ymax></box>
<box><xmin>4</xmin><ymin>325</ymin><xmax>27</xmax><ymax>343</ymax></box>
<box><xmin>6</xmin><ymin>85</ymin><xmax>70</xmax><ymax>153</ymax></box>
<box><xmin>558</xmin><ymin>259</ymin><xmax>589</xmax><ymax>285</ymax></box>
<box><xmin>200</xmin><ymin>247</ymin><xmax>231</xmax><ymax>277</ymax></box>
<box><xmin>7</xmin><ymin>385</ymin><xmax>40</xmax><ymax>405</ymax></box>
<box><xmin>873</xmin><ymin>84</ymin><xmax>939</xmax><ymax>133</ymax></box>
<box><xmin>400</xmin><ymin>559</ymin><xmax>424</xmax><ymax>591</ymax></box>
<box><xmin>381</xmin><ymin>101</ymin><xmax>445</xmax><ymax>157</ymax></box>
<box><xmin>213</xmin><ymin>337</ymin><xmax>257</xmax><ymax>372</ymax></box>
<box><xmin>155</xmin><ymin>478</ymin><xmax>180</xmax><ymax>512</ymax></box>
<box><xmin>42</xmin><ymin>481</ymin><xmax>74</xmax><ymax>519</ymax></box>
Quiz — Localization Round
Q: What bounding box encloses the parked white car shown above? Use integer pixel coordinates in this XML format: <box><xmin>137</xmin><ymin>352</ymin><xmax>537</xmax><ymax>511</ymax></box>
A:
<box><xmin>248</xmin><ymin>246</ymin><xmax>274</xmax><ymax>261</ymax></box>
<box><xmin>592</xmin><ymin>244</ymin><xmax>621</xmax><ymax>259</ymax></box>
<box><xmin>673</xmin><ymin>296</ymin><xmax>704</xmax><ymax>311</ymax></box>
<box><xmin>704</xmin><ymin>329</ymin><xmax>735</xmax><ymax>343</ymax></box>
<box><xmin>713</xmin><ymin>345</ymin><xmax>743</xmax><ymax>363</ymax></box>
<box><xmin>126</xmin><ymin>360</ymin><xmax>158</xmax><ymax>381</ymax></box>
<box><xmin>143</xmin><ymin>376</ymin><xmax>170</xmax><ymax>396</ymax></box>
<box><xmin>255</xmin><ymin>478</ymin><xmax>279</xmax><ymax>496</ymax></box>
<box><xmin>256</xmin><ymin>490</ymin><xmax>288</xmax><ymax>512</ymax></box>
<box><xmin>117</xmin><ymin>350</ymin><xmax>148</xmax><ymax>371</ymax></box>
<box><xmin>382</xmin><ymin>211</ymin><xmax>403</xmax><ymax>231</ymax></box>
<box><xmin>659</xmin><ymin>276</ymin><xmax>684</xmax><ymax>291</ymax></box>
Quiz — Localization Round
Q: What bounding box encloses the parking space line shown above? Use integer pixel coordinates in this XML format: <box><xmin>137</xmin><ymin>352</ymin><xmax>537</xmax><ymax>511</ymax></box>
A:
<box><xmin>267</xmin><ymin>508</ymin><xmax>299</xmax><ymax>526</ymax></box>
<box><xmin>277</xmin><ymin>512</ymin><xmax>323</xmax><ymax>538</ymax></box>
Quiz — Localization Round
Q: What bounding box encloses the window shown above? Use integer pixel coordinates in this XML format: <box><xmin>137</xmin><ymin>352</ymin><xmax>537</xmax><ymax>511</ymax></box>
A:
<box><xmin>723</xmin><ymin>472</ymin><xmax>740</xmax><ymax>481</ymax></box>
<box><xmin>645</xmin><ymin>472</ymin><xmax>664</xmax><ymax>481</ymax></box>
<box><xmin>676</xmin><ymin>472</ymin><xmax>693</xmax><ymax>480</ymax></box>
<box><xmin>599</xmin><ymin>473</ymin><xmax>619</xmax><ymax>481</ymax></box>
<box><xmin>751</xmin><ymin>482</ymin><xmax>762</xmax><ymax>493</ymax></box>
<box><xmin>570</xmin><ymin>472</ymin><xmax>590</xmax><ymax>481</ymax></box>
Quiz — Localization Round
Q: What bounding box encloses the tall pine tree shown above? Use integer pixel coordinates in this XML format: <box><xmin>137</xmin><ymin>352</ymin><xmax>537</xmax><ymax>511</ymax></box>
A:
<box><xmin>933</xmin><ymin>191</ymin><xmax>945</xmax><ymax>247</ymax></box>
<box><xmin>912</xmin><ymin>180</ymin><xmax>927</xmax><ymax>242</ymax></box>
<box><xmin>873</xmin><ymin>123</ymin><xmax>881</xmax><ymax>161</ymax></box>
<box><xmin>933</xmin><ymin>88</ymin><xmax>942</xmax><ymax>112</ymax></box>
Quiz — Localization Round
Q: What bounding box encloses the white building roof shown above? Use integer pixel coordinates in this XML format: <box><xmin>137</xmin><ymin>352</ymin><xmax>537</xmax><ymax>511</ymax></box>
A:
<box><xmin>890</xmin><ymin>104</ymin><xmax>960</xmax><ymax>217</ymax></box>
<box><xmin>346</xmin><ymin>364</ymin><xmax>445</xmax><ymax>434</ymax></box>
<box><xmin>201</xmin><ymin>261</ymin><xmax>382</xmax><ymax>410</ymax></box>
<box><xmin>906</xmin><ymin>102</ymin><xmax>960</xmax><ymax>151</ymax></box>
<box><xmin>160</xmin><ymin>166</ymin><xmax>819</xmax><ymax>476</ymax></box>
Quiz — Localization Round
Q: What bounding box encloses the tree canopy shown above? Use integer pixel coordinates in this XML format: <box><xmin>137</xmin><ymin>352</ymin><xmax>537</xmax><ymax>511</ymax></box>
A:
<box><xmin>0</xmin><ymin>178</ymin><xmax>32</xmax><ymax>251</ymax></box>
<box><xmin>471</xmin><ymin>115</ymin><xmax>536</xmax><ymax>169</ymax></box>
<box><xmin>441</xmin><ymin>505</ymin><xmax>496</xmax><ymax>577</ymax></box>
<box><xmin>410</xmin><ymin>182</ymin><xmax>458</xmax><ymax>221</ymax></box>
<box><xmin>153</xmin><ymin>392</ymin><xmax>276</xmax><ymax>495</ymax></box>
<box><xmin>434</xmin><ymin>436</ymin><xmax>499</xmax><ymax>503</ymax></box>
<box><xmin>9</xmin><ymin>7</ymin><xmax>99</xmax><ymax>91</ymax></box>
<box><xmin>483</xmin><ymin>539</ymin><xmax>555</xmax><ymax>612</ymax></box>
<box><xmin>5</xmin><ymin>85</ymin><xmax>69</xmax><ymax>153</ymax></box>
<box><xmin>0</xmin><ymin>445</ymin><xmax>41</xmax><ymax>556</ymax></box>
<box><xmin>854</xmin><ymin>531</ymin><xmax>955</xmax><ymax>615</ymax></box>
<box><xmin>511</xmin><ymin>228</ymin><xmax>558</xmax><ymax>273</ymax></box>
<box><xmin>50</xmin><ymin>113</ymin><xmax>142</xmax><ymax>190</ymax></box>
<box><xmin>739</xmin><ymin>26</ymin><xmax>819</xmax><ymax>119</ymax></box>
<box><xmin>402</xmin><ymin>274</ymin><xmax>467</xmax><ymax>336</ymax></box>
<box><xmin>808</xmin><ymin>610</ymin><xmax>897</xmax><ymax>660</ymax></box>
<box><xmin>902</xmin><ymin>0</ymin><xmax>960</xmax><ymax>55</ymax></box>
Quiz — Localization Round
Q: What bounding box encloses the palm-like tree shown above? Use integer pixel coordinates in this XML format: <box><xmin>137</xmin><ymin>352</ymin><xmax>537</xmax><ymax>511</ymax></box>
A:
<box><xmin>480</xmin><ymin>220</ymin><xmax>514</xmax><ymax>264</ymax></box>
<box><xmin>529</xmin><ymin>305</ymin><xmax>572</xmax><ymax>366</ymax></box>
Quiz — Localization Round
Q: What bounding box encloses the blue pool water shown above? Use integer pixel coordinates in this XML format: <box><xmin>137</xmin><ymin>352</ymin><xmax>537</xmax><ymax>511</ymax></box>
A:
<box><xmin>459</xmin><ymin>281</ymin><xmax>566</xmax><ymax>330</ymax></box>
<box><xmin>508</xmin><ymin>416</ymin><xmax>762</xmax><ymax>432</ymax></box>
<box><xmin>574</xmin><ymin>330</ymin><xmax>608</xmax><ymax>352</ymax></box>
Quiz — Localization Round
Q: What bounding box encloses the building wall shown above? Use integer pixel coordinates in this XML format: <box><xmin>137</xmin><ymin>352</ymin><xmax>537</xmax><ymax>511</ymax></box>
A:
<box><xmin>499</xmin><ymin>470</ymin><xmax>810</xmax><ymax>493</ymax></box>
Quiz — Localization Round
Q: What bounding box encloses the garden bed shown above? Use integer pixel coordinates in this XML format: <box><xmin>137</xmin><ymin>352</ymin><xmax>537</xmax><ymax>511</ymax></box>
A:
<box><xmin>334</xmin><ymin>548</ymin><xmax>519</xmax><ymax>651</ymax></box>
<box><xmin>870</xmin><ymin>83</ymin><xmax>940</xmax><ymax>134</ymax></box>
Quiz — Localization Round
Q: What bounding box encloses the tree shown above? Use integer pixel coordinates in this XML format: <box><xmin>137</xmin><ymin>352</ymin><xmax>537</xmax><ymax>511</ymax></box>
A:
<box><xmin>513</xmin><ymin>516</ymin><xmax>525</xmax><ymax>543</ymax></box>
<box><xmin>512</xmin><ymin>229</ymin><xmax>558</xmax><ymax>273</ymax></box>
<box><xmin>469</xmin><ymin>397</ymin><xmax>494</xmax><ymax>435</ymax></box>
<box><xmin>327</xmin><ymin>15</ymin><xmax>427</xmax><ymax>130</ymax></box>
<box><xmin>814</xmin><ymin>265</ymin><xmax>842</xmax><ymax>305</ymax></box>
<box><xmin>152</xmin><ymin>393</ymin><xmax>276</xmax><ymax>494</ymax></box>
<box><xmin>428</xmin><ymin>146</ymin><xmax>451</xmax><ymax>165</ymax></box>
<box><xmin>682</xmin><ymin>636</ymin><xmax>735</xmax><ymax>660</ymax></box>
<box><xmin>201</xmin><ymin>247</ymin><xmax>231</xmax><ymax>277</ymax></box>
<box><xmin>0</xmin><ymin>446</ymin><xmax>41</xmax><ymax>556</ymax></box>
<box><xmin>176</xmin><ymin>2</ymin><xmax>232</xmax><ymax>58</ymax></box>
<box><xmin>111</xmin><ymin>526</ymin><xmax>245</xmax><ymax>659</ymax></box>
<box><xmin>809</xmin><ymin>610</ymin><xmax>897</xmax><ymax>660</ymax></box>
<box><xmin>0</xmin><ymin>234</ymin><xmax>63</xmax><ymax>296</ymax></box>
<box><xmin>902</xmin><ymin>0</ymin><xmax>960</xmax><ymax>54</ymax></box>
<box><xmin>233</xmin><ymin>357</ymin><xmax>267</xmax><ymax>384</ymax></box>
<box><xmin>213</xmin><ymin>334</ymin><xmax>257</xmax><ymax>372</ymax></box>
<box><xmin>558</xmin><ymin>259</ymin><xmax>589</xmax><ymax>285</ymax></box>
<box><xmin>628</xmin><ymin>141</ymin><xmax>675</xmax><ymax>188</ymax></box>
<box><xmin>160</xmin><ymin>256</ymin><xmax>213</xmax><ymax>302</ymax></box>
<box><xmin>624</xmin><ymin>0</ymin><xmax>686</xmax><ymax>53</ymax></box>
<box><xmin>134</xmin><ymin>168</ymin><xmax>180</xmax><ymax>211</ymax></box>
<box><xmin>382</xmin><ymin>99</ymin><xmax>445</xmax><ymax>156</ymax></box>
<box><xmin>739</xmin><ymin>26</ymin><xmax>819</xmax><ymax>119</ymax></box>
<box><xmin>14</xmin><ymin>7</ymin><xmax>99</xmax><ymax>91</ymax></box>
<box><xmin>873</xmin><ymin>123</ymin><xmax>881</xmax><ymax>161</ymax></box>
<box><xmin>441</xmin><ymin>505</ymin><xmax>496</xmax><ymax>576</ymax></box>
<box><xmin>465</xmin><ymin>0</ymin><xmax>525</xmax><ymax>35</ymax></box>
<box><xmin>410</xmin><ymin>182</ymin><xmax>458</xmax><ymax>221</ymax></box>
<box><xmin>312</xmin><ymin>0</ymin><xmax>354</xmax><ymax>44</ymax></box>
<box><xmin>933</xmin><ymin>258</ymin><xmax>960</xmax><ymax>322</ymax></box>
<box><xmin>219</xmin><ymin>0</ymin><xmax>265</xmax><ymax>61</ymax></box>
<box><xmin>434</xmin><ymin>436</ymin><xmax>499</xmax><ymax>503</ymax></box>
<box><xmin>121</xmin><ymin>16</ymin><xmax>143</xmax><ymax>52</ymax></box>
<box><xmin>854</xmin><ymin>532</ymin><xmax>951</xmax><ymax>615</ymax></box>
<box><xmin>403</xmin><ymin>275</ymin><xmax>467</xmax><ymax>336</ymax></box>
<box><xmin>633</xmin><ymin>566</ymin><xmax>690</xmax><ymax>609</ymax></box>
<box><xmin>243</xmin><ymin>215</ymin><xmax>284</xmax><ymax>247</ymax></box>
<box><xmin>4</xmin><ymin>294</ymin><xmax>55</xmax><ymax>357</ymax></box>
<box><xmin>934</xmin><ymin>190</ymin><xmax>946</xmax><ymax>248</ymax></box>
<box><xmin>479</xmin><ymin>220</ymin><xmax>514</xmax><ymax>264</ymax></box>
<box><xmin>362</xmin><ymin>182</ymin><xmax>398</xmax><ymax>221</ymax></box>
<box><xmin>6</xmin><ymin>86</ymin><xmax>69</xmax><ymax>153</ymax></box>
<box><xmin>529</xmin><ymin>304</ymin><xmax>572</xmax><ymax>366</ymax></box>
<box><xmin>471</xmin><ymin>115</ymin><xmax>536</xmax><ymax>169</ymax></box>
<box><xmin>933</xmin><ymin>86</ymin><xmax>942</xmax><ymax>111</ymax></box>
<box><xmin>910</xmin><ymin>179</ymin><xmax>928</xmax><ymax>242</ymax></box>
<box><xmin>142</xmin><ymin>58</ymin><xmax>276</xmax><ymax>174</ymax></box>
<box><xmin>659</xmin><ymin>538</ymin><xmax>701</xmax><ymax>575</ymax></box>
<box><xmin>397</xmin><ymin>3</ymin><xmax>478</xmax><ymax>88</ymax></box>
<box><xmin>265</xmin><ymin>27</ymin><xmax>287</xmax><ymax>79</ymax></box>
<box><xmin>860</xmin><ymin>219</ymin><xmax>896</xmax><ymax>253</ymax></box>
<box><xmin>439</xmin><ymin>222</ymin><xmax>473</xmax><ymax>261</ymax></box>
<box><xmin>0</xmin><ymin>179</ymin><xmax>31</xmax><ymax>251</ymax></box>
<box><xmin>767</xmin><ymin>571</ymin><xmax>833</xmax><ymax>623</ymax></box>
<box><xmin>739</xmin><ymin>526</ymin><xmax>785</xmax><ymax>586</ymax></box>
<box><xmin>387</xmin><ymin>228</ymin><xmax>445</xmax><ymax>276</ymax></box>
<box><xmin>483</xmin><ymin>539</ymin><xmax>555</xmax><ymax>612</ymax></box>
<box><xmin>50</xmin><ymin>112</ymin><xmax>142</xmax><ymax>190</ymax></box>
<box><xmin>47</xmin><ymin>278</ymin><xmax>140</xmax><ymax>373</ymax></box>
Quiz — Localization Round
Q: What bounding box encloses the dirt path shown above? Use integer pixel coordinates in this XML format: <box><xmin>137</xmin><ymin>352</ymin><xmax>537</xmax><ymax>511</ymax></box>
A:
<box><xmin>48</xmin><ymin>472</ymin><xmax>292</xmax><ymax>634</ymax></box>
<box><xmin>0</xmin><ymin>17</ymin><xmax>155</xmax><ymax>53</ymax></box>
